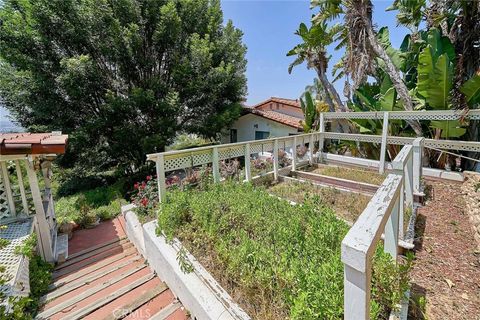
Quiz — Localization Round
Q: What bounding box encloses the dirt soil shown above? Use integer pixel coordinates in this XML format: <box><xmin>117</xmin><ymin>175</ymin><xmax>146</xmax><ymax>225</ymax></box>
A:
<box><xmin>410</xmin><ymin>180</ymin><xmax>480</xmax><ymax>320</ymax></box>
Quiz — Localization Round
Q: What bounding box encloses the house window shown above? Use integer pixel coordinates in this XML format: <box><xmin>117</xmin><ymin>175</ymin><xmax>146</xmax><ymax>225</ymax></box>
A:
<box><xmin>230</xmin><ymin>129</ymin><xmax>237</xmax><ymax>143</ymax></box>
<box><xmin>255</xmin><ymin>131</ymin><xmax>269</xmax><ymax>140</ymax></box>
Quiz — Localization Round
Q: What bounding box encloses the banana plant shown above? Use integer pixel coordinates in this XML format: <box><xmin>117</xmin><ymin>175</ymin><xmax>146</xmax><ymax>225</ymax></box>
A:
<box><xmin>417</xmin><ymin>28</ymin><xmax>466</xmax><ymax>138</ymax></box>
<box><xmin>460</xmin><ymin>73</ymin><xmax>480</xmax><ymax>107</ymax></box>
<box><xmin>300</xmin><ymin>91</ymin><xmax>318</xmax><ymax>133</ymax></box>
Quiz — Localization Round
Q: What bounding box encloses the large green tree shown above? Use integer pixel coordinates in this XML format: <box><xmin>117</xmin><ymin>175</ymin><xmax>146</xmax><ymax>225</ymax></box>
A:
<box><xmin>0</xmin><ymin>0</ymin><xmax>247</xmax><ymax>173</ymax></box>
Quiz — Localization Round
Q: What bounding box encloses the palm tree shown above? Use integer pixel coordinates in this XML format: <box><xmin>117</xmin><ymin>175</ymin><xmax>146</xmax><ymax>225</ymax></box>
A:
<box><xmin>287</xmin><ymin>22</ymin><xmax>347</xmax><ymax>112</ymax></box>
<box><xmin>312</xmin><ymin>0</ymin><xmax>423</xmax><ymax>136</ymax></box>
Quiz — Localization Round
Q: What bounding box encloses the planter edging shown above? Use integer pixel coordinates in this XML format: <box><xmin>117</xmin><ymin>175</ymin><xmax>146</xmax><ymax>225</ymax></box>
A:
<box><xmin>122</xmin><ymin>205</ymin><xmax>250</xmax><ymax>320</ymax></box>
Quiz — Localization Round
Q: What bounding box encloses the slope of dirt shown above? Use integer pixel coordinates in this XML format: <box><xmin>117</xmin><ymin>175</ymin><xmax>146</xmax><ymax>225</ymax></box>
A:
<box><xmin>410</xmin><ymin>180</ymin><xmax>480</xmax><ymax>320</ymax></box>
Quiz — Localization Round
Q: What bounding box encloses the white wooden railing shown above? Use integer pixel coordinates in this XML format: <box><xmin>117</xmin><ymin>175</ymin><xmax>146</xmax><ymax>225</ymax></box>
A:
<box><xmin>342</xmin><ymin>144</ymin><xmax>414</xmax><ymax>320</ymax></box>
<box><xmin>147</xmin><ymin>110</ymin><xmax>480</xmax><ymax>319</ymax></box>
<box><xmin>147</xmin><ymin>132</ymin><xmax>318</xmax><ymax>202</ymax></box>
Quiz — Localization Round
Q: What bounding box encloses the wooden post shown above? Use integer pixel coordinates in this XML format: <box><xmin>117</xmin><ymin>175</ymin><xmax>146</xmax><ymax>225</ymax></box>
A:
<box><xmin>15</xmin><ymin>160</ymin><xmax>29</xmax><ymax>215</ymax></box>
<box><xmin>25</xmin><ymin>158</ymin><xmax>54</xmax><ymax>262</ymax></box>
<box><xmin>319</xmin><ymin>113</ymin><xmax>325</xmax><ymax>162</ymax></box>
<box><xmin>244</xmin><ymin>143</ymin><xmax>251</xmax><ymax>182</ymax></box>
<box><xmin>344</xmin><ymin>264</ymin><xmax>371</xmax><ymax>320</ymax></box>
<box><xmin>273</xmin><ymin>139</ymin><xmax>279</xmax><ymax>181</ymax></box>
<box><xmin>156</xmin><ymin>154</ymin><xmax>167</xmax><ymax>203</ymax></box>
<box><xmin>212</xmin><ymin>147</ymin><xmax>220</xmax><ymax>183</ymax></box>
<box><xmin>384</xmin><ymin>192</ymin><xmax>400</xmax><ymax>260</ymax></box>
<box><xmin>0</xmin><ymin>161</ymin><xmax>16</xmax><ymax>216</ymax></box>
<box><xmin>379</xmin><ymin>112</ymin><xmax>389</xmax><ymax>174</ymax></box>
<box><xmin>292</xmin><ymin>136</ymin><xmax>297</xmax><ymax>172</ymax></box>
<box><xmin>412</xmin><ymin>137</ymin><xmax>424</xmax><ymax>195</ymax></box>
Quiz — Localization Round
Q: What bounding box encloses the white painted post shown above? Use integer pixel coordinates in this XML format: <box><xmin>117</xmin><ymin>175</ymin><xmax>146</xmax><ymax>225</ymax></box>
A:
<box><xmin>244</xmin><ymin>143</ymin><xmax>251</xmax><ymax>182</ymax></box>
<box><xmin>292</xmin><ymin>136</ymin><xmax>297</xmax><ymax>172</ymax></box>
<box><xmin>384</xmin><ymin>193</ymin><xmax>400</xmax><ymax>260</ymax></box>
<box><xmin>15</xmin><ymin>160</ymin><xmax>29</xmax><ymax>215</ymax></box>
<box><xmin>405</xmin><ymin>156</ymin><xmax>414</xmax><ymax>210</ymax></box>
<box><xmin>156</xmin><ymin>154</ymin><xmax>167</xmax><ymax>203</ymax></box>
<box><xmin>0</xmin><ymin>161</ymin><xmax>16</xmax><ymax>215</ymax></box>
<box><xmin>25</xmin><ymin>158</ymin><xmax>54</xmax><ymax>262</ymax></box>
<box><xmin>212</xmin><ymin>147</ymin><xmax>220</xmax><ymax>183</ymax></box>
<box><xmin>344</xmin><ymin>264</ymin><xmax>372</xmax><ymax>320</ymax></box>
<box><xmin>319</xmin><ymin>113</ymin><xmax>325</xmax><ymax>162</ymax></box>
<box><xmin>309</xmin><ymin>132</ymin><xmax>315</xmax><ymax>164</ymax></box>
<box><xmin>412</xmin><ymin>137</ymin><xmax>424</xmax><ymax>195</ymax></box>
<box><xmin>273</xmin><ymin>139</ymin><xmax>279</xmax><ymax>181</ymax></box>
<box><xmin>379</xmin><ymin>112</ymin><xmax>389</xmax><ymax>174</ymax></box>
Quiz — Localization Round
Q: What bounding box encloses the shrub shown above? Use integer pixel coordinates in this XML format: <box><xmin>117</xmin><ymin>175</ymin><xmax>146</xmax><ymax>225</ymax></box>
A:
<box><xmin>55</xmin><ymin>182</ymin><xmax>126</xmax><ymax>227</ymax></box>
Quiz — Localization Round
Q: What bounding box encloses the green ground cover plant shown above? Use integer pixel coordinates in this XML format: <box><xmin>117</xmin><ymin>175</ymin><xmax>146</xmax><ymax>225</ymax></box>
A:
<box><xmin>156</xmin><ymin>181</ymin><xmax>411</xmax><ymax>319</ymax></box>
<box><xmin>54</xmin><ymin>181</ymin><xmax>126</xmax><ymax>227</ymax></box>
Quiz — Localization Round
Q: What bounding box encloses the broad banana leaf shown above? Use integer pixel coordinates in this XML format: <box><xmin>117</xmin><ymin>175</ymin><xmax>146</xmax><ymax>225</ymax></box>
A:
<box><xmin>417</xmin><ymin>50</ymin><xmax>453</xmax><ymax>109</ymax></box>
<box><xmin>460</xmin><ymin>74</ymin><xmax>480</xmax><ymax>106</ymax></box>
<box><xmin>377</xmin><ymin>27</ymin><xmax>405</xmax><ymax>70</ymax></box>
<box><xmin>430</xmin><ymin>120</ymin><xmax>466</xmax><ymax>138</ymax></box>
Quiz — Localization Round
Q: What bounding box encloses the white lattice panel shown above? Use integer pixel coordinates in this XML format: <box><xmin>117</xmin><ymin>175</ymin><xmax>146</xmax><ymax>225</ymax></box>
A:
<box><xmin>324</xmin><ymin>132</ymin><xmax>382</xmax><ymax>144</ymax></box>
<box><xmin>386</xmin><ymin>136</ymin><xmax>415</xmax><ymax>145</ymax></box>
<box><xmin>261</xmin><ymin>142</ymin><xmax>274</xmax><ymax>151</ymax></box>
<box><xmin>218</xmin><ymin>146</ymin><xmax>244</xmax><ymax>160</ymax></box>
<box><xmin>425</xmin><ymin>139</ymin><xmax>480</xmax><ymax>152</ymax></box>
<box><xmin>0</xmin><ymin>219</ymin><xmax>33</xmax><ymax>299</ymax></box>
<box><xmin>164</xmin><ymin>155</ymin><xmax>192</xmax><ymax>172</ymax></box>
<box><xmin>250</xmin><ymin>144</ymin><xmax>262</xmax><ymax>154</ymax></box>
<box><xmin>323</xmin><ymin>110</ymin><xmax>480</xmax><ymax>120</ymax></box>
<box><xmin>0</xmin><ymin>176</ymin><xmax>10</xmax><ymax>220</ymax></box>
<box><xmin>192</xmin><ymin>152</ymin><xmax>212</xmax><ymax>166</ymax></box>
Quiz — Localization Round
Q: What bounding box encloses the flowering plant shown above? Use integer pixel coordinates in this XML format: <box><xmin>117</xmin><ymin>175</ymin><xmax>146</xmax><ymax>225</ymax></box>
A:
<box><xmin>132</xmin><ymin>175</ymin><xmax>158</xmax><ymax>217</ymax></box>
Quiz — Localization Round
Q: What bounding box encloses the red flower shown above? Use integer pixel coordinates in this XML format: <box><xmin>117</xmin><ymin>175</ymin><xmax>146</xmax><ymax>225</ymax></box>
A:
<box><xmin>140</xmin><ymin>197</ymin><xmax>148</xmax><ymax>207</ymax></box>
<box><xmin>140</xmin><ymin>181</ymin><xmax>146</xmax><ymax>189</ymax></box>
<box><xmin>134</xmin><ymin>183</ymin><xmax>139</xmax><ymax>189</ymax></box>
<box><xmin>146</xmin><ymin>175</ymin><xmax>152</xmax><ymax>181</ymax></box>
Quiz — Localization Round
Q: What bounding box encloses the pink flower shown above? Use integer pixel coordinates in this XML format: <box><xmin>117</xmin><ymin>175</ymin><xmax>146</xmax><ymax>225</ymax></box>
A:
<box><xmin>146</xmin><ymin>175</ymin><xmax>152</xmax><ymax>181</ymax></box>
<box><xmin>141</xmin><ymin>197</ymin><xmax>148</xmax><ymax>207</ymax></box>
<box><xmin>134</xmin><ymin>183</ymin><xmax>139</xmax><ymax>189</ymax></box>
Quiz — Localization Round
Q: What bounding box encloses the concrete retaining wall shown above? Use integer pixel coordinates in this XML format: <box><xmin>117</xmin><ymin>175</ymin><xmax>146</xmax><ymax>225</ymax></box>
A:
<box><xmin>121</xmin><ymin>205</ymin><xmax>250</xmax><ymax>320</ymax></box>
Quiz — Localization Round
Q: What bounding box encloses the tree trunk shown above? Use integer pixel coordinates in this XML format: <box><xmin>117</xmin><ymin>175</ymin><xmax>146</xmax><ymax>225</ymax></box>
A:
<box><xmin>316</xmin><ymin>71</ymin><xmax>336</xmax><ymax>112</ymax></box>
<box><xmin>363</xmin><ymin>18</ymin><xmax>423</xmax><ymax>136</ymax></box>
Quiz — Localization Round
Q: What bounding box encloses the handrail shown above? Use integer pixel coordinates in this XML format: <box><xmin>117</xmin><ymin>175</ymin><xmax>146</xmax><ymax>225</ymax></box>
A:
<box><xmin>322</xmin><ymin>109</ymin><xmax>480</xmax><ymax>120</ymax></box>
<box><xmin>342</xmin><ymin>173</ymin><xmax>403</xmax><ymax>320</ymax></box>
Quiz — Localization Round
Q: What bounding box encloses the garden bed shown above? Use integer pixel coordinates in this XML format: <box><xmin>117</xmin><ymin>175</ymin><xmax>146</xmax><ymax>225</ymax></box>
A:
<box><xmin>302</xmin><ymin>164</ymin><xmax>387</xmax><ymax>185</ymax></box>
<box><xmin>155</xmin><ymin>182</ymin><xmax>412</xmax><ymax>319</ymax></box>
<box><xmin>268</xmin><ymin>179</ymin><xmax>370</xmax><ymax>223</ymax></box>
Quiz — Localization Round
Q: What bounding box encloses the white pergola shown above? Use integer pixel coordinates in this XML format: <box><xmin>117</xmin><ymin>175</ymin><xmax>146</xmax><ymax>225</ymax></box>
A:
<box><xmin>0</xmin><ymin>132</ymin><xmax>68</xmax><ymax>301</ymax></box>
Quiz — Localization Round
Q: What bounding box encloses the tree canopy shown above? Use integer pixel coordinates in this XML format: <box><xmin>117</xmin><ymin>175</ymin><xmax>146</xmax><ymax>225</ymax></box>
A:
<box><xmin>0</xmin><ymin>0</ymin><xmax>247</xmax><ymax>172</ymax></box>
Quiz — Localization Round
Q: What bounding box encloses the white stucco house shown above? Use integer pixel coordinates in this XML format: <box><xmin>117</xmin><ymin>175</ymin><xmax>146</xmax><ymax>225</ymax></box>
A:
<box><xmin>221</xmin><ymin>97</ymin><xmax>304</xmax><ymax>143</ymax></box>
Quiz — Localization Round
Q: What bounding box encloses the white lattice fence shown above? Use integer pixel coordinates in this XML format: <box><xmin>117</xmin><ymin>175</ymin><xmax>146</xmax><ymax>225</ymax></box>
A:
<box><xmin>0</xmin><ymin>176</ymin><xmax>10</xmax><ymax>220</ymax></box>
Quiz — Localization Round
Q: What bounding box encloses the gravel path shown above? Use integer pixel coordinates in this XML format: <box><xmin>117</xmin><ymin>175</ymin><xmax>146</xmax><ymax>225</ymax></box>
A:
<box><xmin>410</xmin><ymin>180</ymin><xmax>480</xmax><ymax>320</ymax></box>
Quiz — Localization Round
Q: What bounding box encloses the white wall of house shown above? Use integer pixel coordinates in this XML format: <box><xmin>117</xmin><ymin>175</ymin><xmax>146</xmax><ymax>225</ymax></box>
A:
<box><xmin>221</xmin><ymin>113</ymin><xmax>300</xmax><ymax>143</ymax></box>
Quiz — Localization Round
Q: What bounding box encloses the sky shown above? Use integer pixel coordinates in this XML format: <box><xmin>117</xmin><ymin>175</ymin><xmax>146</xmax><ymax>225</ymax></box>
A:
<box><xmin>0</xmin><ymin>0</ymin><xmax>410</xmax><ymax>124</ymax></box>
<box><xmin>220</xmin><ymin>0</ymin><xmax>410</xmax><ymax>105</ymax></box>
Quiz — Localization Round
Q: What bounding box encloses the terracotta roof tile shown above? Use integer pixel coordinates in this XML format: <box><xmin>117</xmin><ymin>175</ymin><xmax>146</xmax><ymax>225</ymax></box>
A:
<box><xmin>0</xmin><ymin>132</ymin><xmax>68</xmax><ymax>155</ymax></box>
<box><xmin>247</xmin><ymin>109</ymin><xmax>303</xmax><ymax>130</ymax></box>
<box><xmin>251</xmin><ymin>97</ymin><xmax>300</xmax><ymax>109</ymax></box>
